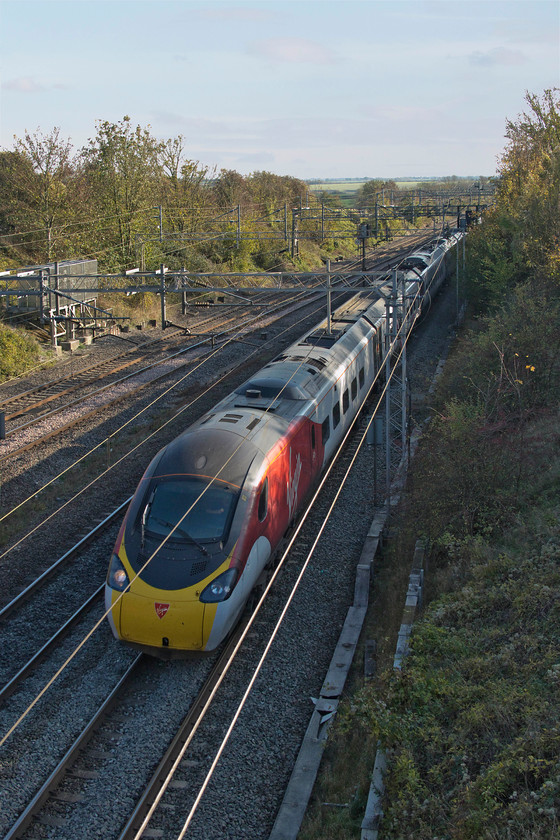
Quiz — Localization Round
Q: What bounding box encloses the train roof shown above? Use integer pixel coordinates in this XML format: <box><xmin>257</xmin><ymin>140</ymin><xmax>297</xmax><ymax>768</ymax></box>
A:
<box><xmin>210</xmin><ymin>293</ymin><xmax>385</xmax><ymax>430</ymax></box>
<box><xmin>153</xmin><ymin>426</ymin><xmax>262</xmax><ymax>489</ymax></box>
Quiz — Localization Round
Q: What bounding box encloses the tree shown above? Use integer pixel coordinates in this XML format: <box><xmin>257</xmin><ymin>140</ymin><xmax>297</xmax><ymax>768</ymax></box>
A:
<box><xmin>212</xmin><ymin>169</ymin><xmax>250</xmax><ymax>209</ymax></box>
<box><xmin>498</xmin><ymin>88</ymin><xmax>560</xmax><ymax>275</ymax></box>
<box><xmin>81</xmin><ymin>116</ymin><xmax>166</xmax><ymax>268</ymax></box>
<box><xmin>356</xmin><ymin>179</ymin><xmax>399</xmax><ymax>207</ymax></box>
<box><xmin>159</xmin><ymin>136</ymin><xmax>212</xmax><ymax>237</ymax></box>
<box><xmin>3</xmin><ymin>128</ymin><xmax>76</xmax><ymax>262</ymax></box>
<box><xmin>466</xmin><ymin>88</ymin><xmax>560</xmax><ymax>309</ymax></box>
<box><xmin>247</xmin><ymin>171</ymin><xmax>307</xmax><ymax>211</ymax></box>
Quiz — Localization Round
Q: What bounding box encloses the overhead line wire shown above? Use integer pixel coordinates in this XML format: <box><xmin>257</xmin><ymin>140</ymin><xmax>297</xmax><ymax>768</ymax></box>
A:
<box><xmin>134</xmin><ymin>282</ymin><xmax>425</xmax><ymax>840</ymax></box>
<box><xmin>0</xmin><ymin>290</ymin><xmax>357</xmax><ymax>747</ymax></box>
<box><xmin>0</xmin><ymin>291</ymin><xmax>337</xmax><ymax>550</ymax></box>
<box><xmin>0</xmin><ymin>233</ymin><xmax>441</xmax><ymax>748</ymax></box>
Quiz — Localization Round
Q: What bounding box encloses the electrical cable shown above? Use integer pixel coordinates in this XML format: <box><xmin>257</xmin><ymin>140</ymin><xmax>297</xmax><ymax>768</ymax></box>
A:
<box><xmin>0</xmin><ymin>291</ymin><xmax>334</xmax><ymax>544</ymax></box>
<box><xmin>135</xmin><ymin>282</ymin><xmax>424</xmax><ymax>840</ymax></box>
<box><xmin>0</xmin><ymin>235</ymin><xmax>441</xmax><ymax>752</ymax></box>
<box><xmin>0</xmin><ymin>300</ymin><xmax>349</xmax><ymax>747</ymax></box>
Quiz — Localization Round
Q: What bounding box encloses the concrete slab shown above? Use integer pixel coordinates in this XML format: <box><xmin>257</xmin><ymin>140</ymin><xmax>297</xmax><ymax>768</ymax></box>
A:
<box><xmin>354</xmin><ymin>564</ymin><xmax>371</xmax><ymax>607</ymax></box>
<box><xmin>361</xmin><ymin>748</ymin><xmax>387</xmax><ymax>839</ymax></box>
<box><xmin>268</xmin><ymin>708</ymin><xmax>335</xmax><ymax>840</ymax></box>
<box><xmin>321</xmin><ymin>606</ymin><xmax>367</xmax><ymax>699</ymax></box>
<box><xmin>61</xmin><ymin>339</ymin><xmax>80</xmax><ymax>352</ymax></box>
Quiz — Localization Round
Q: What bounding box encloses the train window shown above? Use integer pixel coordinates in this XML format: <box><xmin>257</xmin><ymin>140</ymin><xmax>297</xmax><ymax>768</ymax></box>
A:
<box><xmin>322</xmin><ymin>416</ymin><xmax>330</xmax><ymax>443</ymax></box>
<box><xmin>333</xmin><ymin>402</ymin><xmax>340</xmax><ymax>428</ymax></box>
<box><xmin>359</xmin><ymin>367</ymin><xmax>365</xmax><ymax>388</ymax></box>
<box><xmin>258</xmin><ymin>478</ymin><xmax>268</xmax><ymax>522</ymax></box>
<box><xmin>342</xmin><ymin>389</ymin><xmax>349</xmax><ymax>414</ymax></box>
<box><xmin>311</xmin><ymin>426</ymin><xmax>316</xmax><ymax>449</ymax></box>
<box><xmin>142</xmin><ymin>478</ymin><xmax>238</xmax><ymax>543</ymax></box>
<box><xmin>351</xmin><ymin>378</ymin><xmax>357</xmax><ymax>400</ymax></box>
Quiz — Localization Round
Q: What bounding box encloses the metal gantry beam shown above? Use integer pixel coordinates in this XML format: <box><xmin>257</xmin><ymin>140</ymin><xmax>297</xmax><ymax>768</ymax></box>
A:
<box><xmin>0</xmin><ymin>271</ymin><xmax>394</xmax><ymax>298</ymax></box>
<box><xmin>133</xmin><ymin>193</ymin><xmax>493</xmax><ymax>258</ymax></box>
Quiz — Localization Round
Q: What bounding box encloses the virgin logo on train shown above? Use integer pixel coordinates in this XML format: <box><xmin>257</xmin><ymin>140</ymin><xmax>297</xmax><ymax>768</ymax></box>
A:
<box><xmin>287</xmin><ymin>447</ymin><xmax>302</xmax><ymax>518</ymax></box>
<box><xmin>155</xmin><ymin>603</ymin><xmax>170</xmax><ymax>619</ymax></box>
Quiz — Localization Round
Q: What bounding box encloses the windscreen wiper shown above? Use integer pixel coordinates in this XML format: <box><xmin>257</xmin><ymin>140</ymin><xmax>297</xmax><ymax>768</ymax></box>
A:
<box><xmin>150</xmin><ymin>515</ymin><xmax>210</xmax><ymax>556</ymax></box>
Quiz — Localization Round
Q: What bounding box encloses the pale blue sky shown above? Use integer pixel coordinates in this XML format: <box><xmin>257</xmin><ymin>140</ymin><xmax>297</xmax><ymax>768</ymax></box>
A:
<box><xmin>1</xmin><ymin>0</ymin><xmax>558</xmax><ymax>178</ymax></box>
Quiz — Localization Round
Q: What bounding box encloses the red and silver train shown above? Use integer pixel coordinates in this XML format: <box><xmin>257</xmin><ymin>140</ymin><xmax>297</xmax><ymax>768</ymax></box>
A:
<box><xmin>105</xmin><ymin>233</ymin><xmax>459</xmax><ymax>656</ymax></box>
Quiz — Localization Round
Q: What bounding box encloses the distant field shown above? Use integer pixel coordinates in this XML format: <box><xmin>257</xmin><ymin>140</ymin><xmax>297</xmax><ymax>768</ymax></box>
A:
<box><xmin>307</xmin><ymin>179</ymin><xmax>426</xmax><ymax>208</ymax></box>
<box><xmin>308</xmin><ymin>181</ymin><xmax>366</xmax><ymax>193</ymax></box>
<box><xmin>393</xmin><ymin>180</ymin><xmax>423</xmax><ymax>189</ymax></box>
<box><xmin>308</xmin><ymin>179</ymin><xmax>424</xmax><ymax>194</ymax></box>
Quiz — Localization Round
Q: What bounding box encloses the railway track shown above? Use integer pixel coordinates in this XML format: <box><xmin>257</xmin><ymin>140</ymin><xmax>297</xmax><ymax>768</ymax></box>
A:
<box><xmin>0</xmin><ymin>228</ymin><xmax>448</xmax><ymax>838</ymax></box>
<box><xmin>0</xmin><ymin>295</ymin><xmax>287</xmax><ymax>439</ymax></box>
<box><xmin>1</xmin><ymin>617</ymin><xmax>256</xmax><ymax>840</ymax></box>
<box><xmin>0</xmin><ymin>499</ymin><xmax>132</xmax><ymax>704</ymax></box>
<box><xmin>0</xmin><ymin>228</ymin><xmax>431</xmax><ymax>439</ymax></box>
<box><xmin>0</xmin><ymin>369</ymin><xmax>388</xmax><ymax>840</ymax></box>
<box><xmin>0</xmin><ymin>233</ymin><xmax>434</xmax><ymax>463</ymax></box>
<box><xmin>0</xmin><ymin>333</ymin><xmax>186</xmax><ymax>422</ymax></box>
<box><xmin>1</xmin><ymin>656</ymin><xmax>144</xmax><ymax>840</ymax></box>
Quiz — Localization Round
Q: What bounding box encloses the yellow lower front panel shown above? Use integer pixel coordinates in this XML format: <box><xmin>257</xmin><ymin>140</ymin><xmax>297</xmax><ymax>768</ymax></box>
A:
<box><xmin>119</xmin><ymin>591</ymin><xmax>213</xmax><ymax>651</ymax></box>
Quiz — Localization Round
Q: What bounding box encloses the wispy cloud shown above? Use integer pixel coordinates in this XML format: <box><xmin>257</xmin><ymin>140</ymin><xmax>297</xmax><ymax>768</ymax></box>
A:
<box><xmin>1</xmin><ymin>77</ymin><xmax>68</xmax><ymax>93</ymax></box>
<box><xmin>232</xmin><ymin>151</ymin><xmax>276</xmax><ymax>166</ymax></box>
<box><xmin>197</xmin><ymin>6</ymin><xmax>273</xmax><ymax>22</ymax></box>
<box><xmin>2</xmin><ymin>77</ymin><xmax>45</xmax><ymax>93</ymax></box>
<box><xmin>491</xmin><ymin>20</ymin><xmax>559</xmax><ymax>46</ymax></box>
<box><xmin>468</xmin><ymin>47</ymin><xmax>528</xmax><ymax>67</ymax></box>
<box><xmin>248</xmin><ymin>37</ymin><xmax>338</xmax><ymax>64</ymax></box>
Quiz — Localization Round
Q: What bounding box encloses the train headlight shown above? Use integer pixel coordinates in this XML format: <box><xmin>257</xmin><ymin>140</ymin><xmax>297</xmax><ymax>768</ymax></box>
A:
<box><xmin>107</xmin><ymin>553</ymin><xmax>130</xmax><ymax>592</ymax></box>
<box><xmin>199</xmin><ymin>568</ymin><xmax>238</xmax><ymax>603</ymax></box>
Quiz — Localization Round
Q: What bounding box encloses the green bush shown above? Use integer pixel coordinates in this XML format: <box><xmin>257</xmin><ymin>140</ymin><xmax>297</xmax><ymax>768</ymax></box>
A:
<box><xmin>360</xmin><ymin>530</ymin><xmax>560</xmax><ymax>839</ymax></box>
<box><xmin>0</xmin><ymin>323</ymin><xmax>40</xmax><ymax>379</ymax></box>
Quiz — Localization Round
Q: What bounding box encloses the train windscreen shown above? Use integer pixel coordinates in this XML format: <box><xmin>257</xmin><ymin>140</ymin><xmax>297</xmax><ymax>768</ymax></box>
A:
<box><xmin>143</xmin><ymin>477</ymin><xmax>238</xmax><ymax>543</ymax></box>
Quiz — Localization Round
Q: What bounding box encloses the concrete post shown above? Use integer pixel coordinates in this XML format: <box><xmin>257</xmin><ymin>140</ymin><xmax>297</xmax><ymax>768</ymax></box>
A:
<box><xmin>160</xmin><ymin>264</ymin><xmax>166</xmax><ymax>329</ymax></box>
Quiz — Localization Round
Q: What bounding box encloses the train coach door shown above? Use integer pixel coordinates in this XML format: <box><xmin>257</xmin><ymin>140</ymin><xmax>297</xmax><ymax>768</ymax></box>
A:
<box><xmin>311</xmin><ymin>423</ymin><xmax>317</xmax><ymax>466</ymax></box>
<box><xmin>371</xmin><ymin>330</ymin><xmax>383</xmax><ymax>384</ymax></box>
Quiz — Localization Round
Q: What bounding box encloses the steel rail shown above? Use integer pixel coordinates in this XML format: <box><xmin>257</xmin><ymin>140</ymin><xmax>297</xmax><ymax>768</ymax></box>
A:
<box><xmin>116</xmin><ymin>618</ymin><xmax>251</xmax><ymax>840</ymax></box>
<box><xmin>0</xmin><ymin>289</ymin><xmax>284</xmax><ymax>421</ymax></box>
<box><xmin>0</xmin><ymin>585</ymin><xmax>104</xmax><ymax>702</ymax></box>
<box><xmin>0</xmin><ymin>286</ymin><xmax>327</xmax><ymax>460</ymax></box>
<box><xmin>2</xmin><ymin>654</ymin><xmax>144</xmax><ymax>840</ymax></box>
<box><xmin>0</xmin><ymin>498</ymin><xmax>131</xmax><ymax>621</ymax></box>
<box><xmin>0</xmin><ymin>326</ymin><xmax>190</xmax><ymax>413</ymax></box>
<box><xmin>1</xmin><ymin>350</ymin><xmax>170</xmax><ymax>420</ymax></box>
<box><xmin>2</xmin><ymin>311</ymin><xmax>249</xmax><ymax>435</ymax></box>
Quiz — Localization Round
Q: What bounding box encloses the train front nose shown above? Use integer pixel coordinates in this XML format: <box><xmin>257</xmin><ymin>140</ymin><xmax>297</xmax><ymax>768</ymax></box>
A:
<box><xmin>118</xmin><ymin>591</ymin><xmax>210</xmax><ymax>651</ymax></box>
